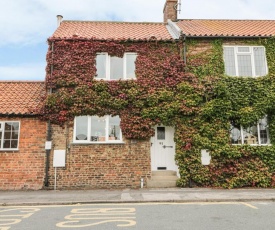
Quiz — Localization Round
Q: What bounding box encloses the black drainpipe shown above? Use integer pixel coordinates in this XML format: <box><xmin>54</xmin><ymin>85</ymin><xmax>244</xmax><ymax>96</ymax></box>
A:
<box><xmin>44</xmin><ymin>41</ymin><xmax>54</xmax><ymax>187</ymax></box>
<box><xmin>181</xmin><ymin>34</ymin><xmax>192</xmax><ymax>187</ymax></box>
<box><xmin>183</xmin><ymin>34</ymin><xmax>187</xmax><ymax>68</ymax></box>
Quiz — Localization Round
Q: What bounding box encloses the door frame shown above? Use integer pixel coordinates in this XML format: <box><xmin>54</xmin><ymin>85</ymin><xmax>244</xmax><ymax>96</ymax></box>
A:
<box><xmin>150</xmin><ymin>125</ymin><xmax>178</xmax><ymax>173</ymax></box>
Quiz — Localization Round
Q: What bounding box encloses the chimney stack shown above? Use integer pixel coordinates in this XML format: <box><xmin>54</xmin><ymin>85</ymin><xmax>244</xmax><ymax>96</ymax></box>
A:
<box><xmin>57</xmin><ymin>15</ymin><xmax>63</xmax><ymax>27</ymax></box>
<box><xmin>163</xmin><ymin>0</ymin><xmax>178</xmax><ymax>23</ymax></box>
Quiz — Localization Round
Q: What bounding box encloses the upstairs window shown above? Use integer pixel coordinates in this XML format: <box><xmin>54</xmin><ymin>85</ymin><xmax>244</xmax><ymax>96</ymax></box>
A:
<box><xmin>96</xmin><ymin>53</ymin><xmax>137</xmax><ymax>80</ymax></box>
<box><xmin>223</xmin><ymin>46</ymin><xmax>268</xmax><ymax>77</ymax></box>
<box><xmin>74</xmin><ymin>115</ymin><xmax>122</xmax><ymax>143</ymax></box>
<box><xmin>230</xmin><ymin>117</ymin><xmax>270</xmax><ymax>145</ymax></box>
<box><xmin>0</xmin><ymin>121</ymin><xmax>20</xmax><ymax>150</ymax></box>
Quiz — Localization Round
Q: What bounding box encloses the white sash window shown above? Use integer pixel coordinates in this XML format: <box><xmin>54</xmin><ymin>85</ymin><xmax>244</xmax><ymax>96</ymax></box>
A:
<box><xmin>223</xmin><ymin>46</ymin><xmax>268</xmax><ymax>77</ymax></box>
<box><xmin>96</xmin><ymin>53</ymin><xmax>137</xmax><ymax>80</ymax></box>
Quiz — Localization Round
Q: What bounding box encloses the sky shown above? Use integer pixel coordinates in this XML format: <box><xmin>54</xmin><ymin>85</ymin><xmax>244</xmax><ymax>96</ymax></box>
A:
<box><xmin>0</xmin><ymin>0</ymin><xmax>275</xmax><ymax>81</ymax></box>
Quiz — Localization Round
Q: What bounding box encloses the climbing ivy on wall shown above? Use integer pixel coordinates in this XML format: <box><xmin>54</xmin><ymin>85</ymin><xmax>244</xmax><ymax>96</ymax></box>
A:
<box><xmin>42</xmin><ymin>39</ymin><xmax>203</xmax><ymax>139</ymax></box>
<box><xmin>175</xmin><ymin>38</ymin><xmax>275</xmax><ymax>188</ymax></box>
<box><xmin>42</xmin><ymin>36</ymin><xmax>275</xmax><ymax>188</ymax></box>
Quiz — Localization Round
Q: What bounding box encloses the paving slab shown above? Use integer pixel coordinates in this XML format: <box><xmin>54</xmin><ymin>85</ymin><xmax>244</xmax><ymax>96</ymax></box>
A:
<box><xmin>0</xmin><ymin>188</ymin><xmax>274</xmax><ymax>206</ymax></box>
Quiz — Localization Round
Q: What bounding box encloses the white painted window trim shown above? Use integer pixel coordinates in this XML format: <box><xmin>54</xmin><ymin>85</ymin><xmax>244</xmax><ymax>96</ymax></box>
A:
<box><xmin>0</xmin><ymin>121</ymin><xmax>20</xmax><ymax>151</ymax></box>
<box><xmin>95</xmin><ymin>52</ymin><xmax>137</xmax><ymax>80</ymax></box>
<box><xmin>223</xmin><ymin>45</ymin><xmax>268</xmax><ymax>77</ymax></box>
<box><xmin>73</xmin><ymin>115</ymin><xmax>124</xmax><ymax>144</ymax></box>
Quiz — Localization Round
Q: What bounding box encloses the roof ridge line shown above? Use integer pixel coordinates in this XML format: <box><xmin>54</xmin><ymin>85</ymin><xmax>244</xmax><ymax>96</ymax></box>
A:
<box><xmin>62</xmin><ymin>20</ymin><xmax>166</xmax><ymax>24</ymax></box>
<box><xmin>0</xmin><ymin>80</ymin><xmax>45</xmax><ymax>83</ymax></box>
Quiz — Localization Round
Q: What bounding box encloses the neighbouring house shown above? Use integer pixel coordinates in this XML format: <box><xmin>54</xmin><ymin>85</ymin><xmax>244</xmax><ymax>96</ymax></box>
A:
<box><xmin>0</xmin><ymin>81</ymin><xmax>46</xmax><ymax>190</ymax></box>
<box><xmin>170</xmin><ymin>18</ymin><xmax>275</xmax><ymax>188</ymax></box>
<box><xmin>2</xmin><ymin>0</ymin><xmax>275</xmax><ymax>190</ymax></box>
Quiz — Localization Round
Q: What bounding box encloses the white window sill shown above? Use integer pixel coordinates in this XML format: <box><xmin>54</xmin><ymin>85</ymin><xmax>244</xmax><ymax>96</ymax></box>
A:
<box><xmin>0</xmin><ymin>149</ymin><xmax>19</xmax><ymax>151</ymax></box>
<box><xmin>72</xmin><ymin>141</ymin><xmax>125</xmax><ymax>145</ymax></box>
<box><xmin>94</xmin><ymin>78</ymin><xmax>136</xmax><ymax>81</ymax></box>
<box><xmin>231</xmin><ymin>144</ymin><xmax>272</xmax><ymax>146</ymax></box>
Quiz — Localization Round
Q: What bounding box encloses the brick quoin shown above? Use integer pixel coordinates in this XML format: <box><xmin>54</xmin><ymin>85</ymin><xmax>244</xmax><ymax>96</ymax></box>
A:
<box><xmin>47</xmin><ymin>124</ymin><xmax>151</xmax><ymax>189</ymax></box>
<box><xmin>0</xmin><ymin>117</ymin><xmax>46</xmax><ymax>190</ymax></box>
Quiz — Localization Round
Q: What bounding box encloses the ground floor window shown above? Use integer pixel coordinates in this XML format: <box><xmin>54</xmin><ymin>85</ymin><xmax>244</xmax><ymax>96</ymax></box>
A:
<box><xmin>230</xmin><ymin>117</ymin><xmax>270</xmax><ymax>145</ymax></box>
<box><xmin>0</xmin><ymin>121</ymin><xmax>20</xmax><ymax>150</ymax></box>
<box><xmin>74</xmin><ymin>115</ymin><xmax>122</xmax><ymax>143</ymax></box>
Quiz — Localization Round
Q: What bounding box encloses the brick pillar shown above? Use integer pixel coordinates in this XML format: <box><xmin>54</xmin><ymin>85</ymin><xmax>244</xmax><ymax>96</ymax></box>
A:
<box><xmin>163</xmin><ymin>0</ymin><xmax>178</xmax><ymax>23</ymax></box>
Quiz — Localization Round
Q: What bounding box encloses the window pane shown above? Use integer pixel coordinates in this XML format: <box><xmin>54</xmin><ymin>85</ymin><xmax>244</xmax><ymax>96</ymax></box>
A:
<box><xmin>96</xmin><ymin>54</ymin><xmax>107</xmax><ymax>79</ymax></box>
<box><xmin>238</xmin><ymin>47</ymin><xmax>250</xmax><ymax>52</ymax></box>
<box><xmin>0</xmin><ymin>131</ymin><xmax>2</xmax><ymax>148</ymax></box>
<box><xmin>254</xmin><ymin>47</ymin><xmax>267</xmax><ymax>76</ymax></box>
<box><xmin>110</xmin><ymin>56</ymin><xmax>123</xmax><ymax>80</ymax></box>
<box><xmin>75</xmin><ymin>116</ymin><xmax>88</xmax><ymax>140</ymax></box>
<box><xmin>230</xmin><ymin>124</ymin><xmax>241</xmax><ymax>144</ymax></box>
<box><xmin>126</xmin><ymin>54</ymin><xmax>137</xmax><ymax>79</ymax></box>
<box><xmin>12</xmin><ymin>131</ymin><xmax>19</xmax><ymax>139</ymax></box>
<box><xmin>259</xmin><ymin>117</ymin><xmax>269</xmax><ymax>144</ymax></box>
<box><xmin>108</xmin><ymin>116</ymin><xmax>121</xmax><ymax>141</ymax></box>
<box><xmin>11</xmin><ymin>140</ymin><xmax>18</xmax><ymax>148</ymax></box>
<box><xmin>4</xmin><ymin>131</ymin><xmax>11</xmax><ymax>139</ymax></box>
<box><xmin>91</xmin><ymin>116</ymin><xmax>106</xmax><ymax>142</ymax></box>
<box><xmin>157</xmin><ymin>127</ymin><xmax>165</xmax><ymax>140</ymax></box>
<box><xmin>3</xmin><ymin>140</ymin><xmax>10</xmax><ymax>149</ymax></box>
<box><xmin>243</xmin><ymin>126</ymin><xmax>258</xmax><ymax>145</ymax></box>
<box><xmin>223</xmin><ymin>47</ymin><xmax>236</xmax><ymax>76</ymax></box>
<box><xmin>5</xmin><ymin>123</ymin><xmax>12</xmax><ymax>131</ymax></box>
<box><xmin>237</xmin><ymin>55</ymin><xmax>252</xmax><ymax>76</ymax></box>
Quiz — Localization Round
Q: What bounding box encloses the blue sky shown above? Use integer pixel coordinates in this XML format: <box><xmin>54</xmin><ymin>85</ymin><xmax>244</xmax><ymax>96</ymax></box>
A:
<box><xmin>1</xmin><ymin>0</ymin><xmax>275</xmax><ymax>81</ymax></box>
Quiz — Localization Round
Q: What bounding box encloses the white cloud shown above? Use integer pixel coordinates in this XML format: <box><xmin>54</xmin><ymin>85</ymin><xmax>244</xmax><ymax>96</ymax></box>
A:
<box><xmin>182</xmin><ymin>0</ymin><xmax>275</xmax><ymax>19</ymax></box>
<box><xmin>0</xmin><ymin>0</ymin><xmax>165</xmax><ymax>46</ymax></box>
<box><xmin>0</xmin><ymin>63</ymin><xmax>46</xmax><ymax>80</ymax></box>
<box><xmin>0</xmin><ymin>0</ymin><xmax>275</xmax><ymax>80</ymax></box>
<box><xmin>1</xmin><ymin>0</ymin><xmax>274</xmax><ymax>46</ymax></box>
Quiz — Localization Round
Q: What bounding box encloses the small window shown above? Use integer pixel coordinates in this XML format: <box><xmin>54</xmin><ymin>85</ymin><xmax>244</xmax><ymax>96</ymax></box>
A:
<box><xmin>74</xmin><ymin>115</ymin><xmax>122</xmax><ymax>143</ymax></box>
<box><xmin>95</xmin><ymin>53</ymin><xmax>137</xmax><ymax>80</ymax></box>
<box><xmin>223</xmin><ymin>46</ymin><xmax>268</xmax><ymax>77</ymax></box>
<box><xmin>0</xmin><ymin>121</ymin><xmax>20</xmax><ymax>150</ymax></box>
<box><xmin>157</xmin><ymin>127</ymin><xmax>165</xmax><ymax>140</ymax></box>
<box><xmin>230</xmin><ymin>117</ymin><xmax>270</xmax><ymax>145</ymax></box>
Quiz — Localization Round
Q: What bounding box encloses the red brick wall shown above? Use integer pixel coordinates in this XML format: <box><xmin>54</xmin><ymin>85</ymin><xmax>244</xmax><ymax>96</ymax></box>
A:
<box><xmin>0</xmin><ymin>117</ymin><xmax>46</xmax><ymax>190</ymax></box>
<box><xmin>47</xmin><ymin>124</ymin><xmax>151</xmax><ymax>189</ymax></box>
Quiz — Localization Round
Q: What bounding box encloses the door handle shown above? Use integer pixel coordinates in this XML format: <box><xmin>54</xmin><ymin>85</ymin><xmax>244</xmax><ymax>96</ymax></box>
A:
<box><xmin>163</xmin><ymin>145</ymin><xmax>173</xmax><ymax>149</ymax></box>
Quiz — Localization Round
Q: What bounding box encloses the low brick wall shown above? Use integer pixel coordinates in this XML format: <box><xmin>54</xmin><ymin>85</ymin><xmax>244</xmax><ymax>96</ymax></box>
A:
<box><xmin>0</xmin><ymin>117</ymin><xmax>46</xmax><ymax>190</ymax></box>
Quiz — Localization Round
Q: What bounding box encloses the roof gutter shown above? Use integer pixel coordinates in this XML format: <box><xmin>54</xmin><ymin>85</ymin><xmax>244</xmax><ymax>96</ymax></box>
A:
<box><xmin>184</xmin><ymin>35</ymin><xmax>273</xmax><ymax>38</ymax></box>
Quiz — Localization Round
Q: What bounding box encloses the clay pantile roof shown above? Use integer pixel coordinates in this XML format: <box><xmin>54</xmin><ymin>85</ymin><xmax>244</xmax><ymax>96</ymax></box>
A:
<box><xmin>0</xmin><ymin>81</ymin><xmax>45</xmax><ymax>115</ymax></box>
<box><xmin>51</xmin><ymin>21</ymin><xmax>173</xmax><ymax>41</ymax></box>
<box><xmin>176</xmin><ymin>19</ymin><xmax>275</xmax><ymax>37</ymax></box>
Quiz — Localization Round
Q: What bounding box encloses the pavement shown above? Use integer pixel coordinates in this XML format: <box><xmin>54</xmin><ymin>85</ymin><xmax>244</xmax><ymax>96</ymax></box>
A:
<box><xmin>0</xmin><ymin>188</ymin><xmax>275</xmax><ymax>206</ymax></box>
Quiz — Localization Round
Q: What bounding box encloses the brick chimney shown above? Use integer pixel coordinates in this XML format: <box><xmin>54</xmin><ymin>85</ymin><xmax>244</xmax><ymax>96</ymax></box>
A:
<box><xmin>163</xmin><ymin>0</ymin><xmax>178</xmax><ymax>23</ymax></box>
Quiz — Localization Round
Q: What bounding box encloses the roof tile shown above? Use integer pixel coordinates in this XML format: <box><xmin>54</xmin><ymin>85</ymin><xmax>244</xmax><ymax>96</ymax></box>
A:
<box><xmin>0</xmin><ymin>81</ymin><xmax>45</xmax><ymax>115</ymax></box>
<box><xmin>176</xmin><ymin>19</ymin><xmax>275</xmax><ymax>37</ymax></box>
<box><xmin>51</xmin><ymin>21</ymin><xmax>173</xmax><ymax>41</ymax></box>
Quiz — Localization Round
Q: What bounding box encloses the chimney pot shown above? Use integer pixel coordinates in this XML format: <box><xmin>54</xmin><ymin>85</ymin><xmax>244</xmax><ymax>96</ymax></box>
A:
<box><xmin>163</xmin><ymin>0</ymin><xmax>178</xmax><ymax>23</ymax></box>
<box><xmin>57</xmin><ymin>15</ymin><xmax>63</xmax><ymax>27</ymax></box>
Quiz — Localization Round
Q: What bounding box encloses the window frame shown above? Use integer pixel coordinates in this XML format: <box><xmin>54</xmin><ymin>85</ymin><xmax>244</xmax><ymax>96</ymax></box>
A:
<box><xmin>0</xmin><ymin>121</ymin><xmax>20</xmax><ymax>151</ymax></box>
<box><xmin>73</xmin><ymin>115</ymin><xmax>123</xmax><ymax>144</ymax></box>
<box><xmin>223</xmin><ymin>45</ymin><xmax>268</xmax><ymax>77</ymax></box>
<box><xmin>95</xmin><ymin>52</ymin><xmax>137</xmax><ymax>80</ymax></box>
<box><xmin>230</xmin><ymin>118</ymin><xmax>270</xmax><ymax>146</ymax></box>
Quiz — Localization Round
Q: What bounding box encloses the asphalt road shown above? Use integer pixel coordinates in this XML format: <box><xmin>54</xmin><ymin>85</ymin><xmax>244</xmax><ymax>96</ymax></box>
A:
<box><xmin>0</xmin><ymin>202</ymin><xmax>274</xmax><ymax>230</ymax></box>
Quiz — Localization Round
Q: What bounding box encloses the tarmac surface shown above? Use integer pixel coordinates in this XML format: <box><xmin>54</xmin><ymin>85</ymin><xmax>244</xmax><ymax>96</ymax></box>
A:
<box><xmin>0</xmin><ymin>188</ymin><xmax>275</xmax><ymax>206</ymax></box>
